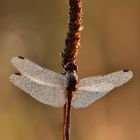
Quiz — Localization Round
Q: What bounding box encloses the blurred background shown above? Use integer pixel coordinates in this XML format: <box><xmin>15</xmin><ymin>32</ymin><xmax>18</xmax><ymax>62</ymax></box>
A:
<box><xmin>0</xmin><ymin>0</ymin><xmax>139</xmax><ymax>140</ymax></box>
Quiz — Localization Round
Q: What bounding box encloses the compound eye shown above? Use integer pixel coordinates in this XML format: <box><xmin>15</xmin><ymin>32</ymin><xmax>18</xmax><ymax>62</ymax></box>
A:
<box><xmin>73</xmin><ymin>64</ymin><xmax>77</xmax><ymax>71</ymax></box>
<box><xmin>65</xmin><ymin>63</ymin><xmax>77</xmax><ymax>71</ymax></box>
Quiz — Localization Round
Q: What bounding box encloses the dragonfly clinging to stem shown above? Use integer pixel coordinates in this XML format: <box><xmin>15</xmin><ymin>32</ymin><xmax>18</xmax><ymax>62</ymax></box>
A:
<box><xmin>9</xmin><ymin>1</ymin><xmax>133</xmax><ymax>140</ymax></box>
<box><xmin>9</xmin><ymin>56</ymin><xmax>133</xmax><ymax>140</ymax></box>
<box><xmin>10</xmin><ymin>56</ymin><xmax>133</xmax><ymax>108</ymax></box>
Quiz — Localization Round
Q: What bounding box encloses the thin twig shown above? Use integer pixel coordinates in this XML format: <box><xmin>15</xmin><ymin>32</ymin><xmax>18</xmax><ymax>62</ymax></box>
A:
<box><xmin>63</xmin><ymin>93</ymin><xmax>73</xmax><ymax>140</ymax></box>
<box><xmin>63</xmin><ymin>104</ymin><xmax>66</xmax><ymax>140</ymax></box>
<box><xmin>62</xmin><ymin>0</ymin><xmax>83</xmax><ymax>140</ymax></box>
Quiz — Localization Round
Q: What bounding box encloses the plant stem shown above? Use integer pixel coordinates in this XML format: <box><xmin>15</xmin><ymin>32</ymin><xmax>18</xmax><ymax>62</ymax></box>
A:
<box><xmin>63</xmin><ymin>93</ymin><xmax>72</xmax><ymax>140</ymax></box>
<box><xmin>62</xmin><ymin>0</ymin><xmax>82</xmax><ymax>140</ymax></box>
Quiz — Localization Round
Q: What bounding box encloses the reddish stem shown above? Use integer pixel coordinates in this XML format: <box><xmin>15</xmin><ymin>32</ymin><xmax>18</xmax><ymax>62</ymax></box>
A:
<box><xmin>63</xmin><ymin>94</ymin><xmax>72</xmax><ymax>140</ymax></box>
<box><xmin>62</xmin><ymin>0</ymin><xmax>82</xmax><ymax>140</ymax></box>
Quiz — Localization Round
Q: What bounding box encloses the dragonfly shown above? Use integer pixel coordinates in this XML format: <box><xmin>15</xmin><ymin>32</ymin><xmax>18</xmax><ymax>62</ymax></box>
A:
<box><xmin>9</xmin><ymin>56</ymin><xmax>133</xmax><ymax>108</ymax></box>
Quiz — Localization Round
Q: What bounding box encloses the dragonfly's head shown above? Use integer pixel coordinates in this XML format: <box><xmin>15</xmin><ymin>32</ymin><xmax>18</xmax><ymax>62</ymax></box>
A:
<box><xmin>65</xmin><ymin>63</ymin><xmax>77</xmax><ymax>72</ymax></box>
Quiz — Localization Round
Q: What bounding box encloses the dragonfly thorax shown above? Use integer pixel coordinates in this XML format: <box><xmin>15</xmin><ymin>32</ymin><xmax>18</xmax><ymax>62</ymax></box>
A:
<box><xmin>64</xmin><ymin>63</ymin><xmax>78</xmax><ymax>93</ymax></box>
<box><xmin>66</xmin><ymin>70</ymin><xmax>78</xmax><ymax>93</ymax></box>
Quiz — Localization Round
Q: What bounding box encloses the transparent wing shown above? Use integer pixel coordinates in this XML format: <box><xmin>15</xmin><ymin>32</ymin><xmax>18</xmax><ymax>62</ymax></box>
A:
<box><xmin>72</xmin><ymin>70</ymin><xmax>133</xmax><ymax>108</ymax></box>
<box><xmin>72</xmin><ymin>82</ymin><xmax>114</xmax><ymax>108</ymax></box>
<box><xmin>9</xmin><ymin>74</ymin><xmax>67</xmax><ymax>107</ymax></box>
<box><xmin>11</xmin><ymin>56</ymin><xmax>67</xmax><ymax>87</ymax></box>
<box><xmin>79</xmin><ymin>70</ymin><xmax>133</xmax><ymax>88</ymax></box>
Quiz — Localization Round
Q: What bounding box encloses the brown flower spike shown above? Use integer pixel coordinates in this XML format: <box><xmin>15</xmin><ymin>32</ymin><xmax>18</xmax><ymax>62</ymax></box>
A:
<box><xmin>62</xmin><ymin>0</ymin><xmax>83</xmax><ymax>67</ymax></box>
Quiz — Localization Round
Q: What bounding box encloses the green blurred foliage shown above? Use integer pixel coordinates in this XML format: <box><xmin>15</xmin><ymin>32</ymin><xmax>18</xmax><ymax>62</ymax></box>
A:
<box><xmin>0</xmin><ymin>0</ymin><xmax>139</xmax><ymax>140</ymax></box>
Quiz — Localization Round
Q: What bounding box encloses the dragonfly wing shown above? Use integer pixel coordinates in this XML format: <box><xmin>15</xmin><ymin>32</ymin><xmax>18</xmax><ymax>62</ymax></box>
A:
<box><xmin>72</xmin><ymin>82</ymin><xmax>114</xmax><ymax>108</ymax></box>
<box><xmin>11</xmin><ymin>56</ymin><xmax>67</xmax><ymax>87</ymax></box>
<box><xmin>79</xmin><ymin>70</ymin><xmax>133</xmax><ymax>88</ymax></box>
<box><xmin>9</xmin><ymin>74</ymin><xmax>67</xmax><ymax>107</ymax></box>
<box><xmin>72</xmin><ymin>70</ymin><xmax>133</xmax><ymax>108</ymax></box>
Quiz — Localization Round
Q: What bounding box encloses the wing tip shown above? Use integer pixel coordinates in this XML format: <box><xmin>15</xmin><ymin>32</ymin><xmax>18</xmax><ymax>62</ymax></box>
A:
<box><xmin>123</xmin><ymin>69</ymin><xmax>129</xmax><ymax>72</ymax></box>
<box><xmin>17</xmin><ymin>56</ymin><xmax>25</xmax><ymax>59</ymax></box>
<box><xmin>9</xmin><ymin>73</ymin><xmax>22</xmax><ymax>81</ymax></box>
<box><xmin>11</xmin><ymin>56</ymin><xmax>25</xmax><ymax>64</ymax></box>
<box><xmin>15</xmin><ymin>72</ymin><xmax>22</xmax><ymax>76</ymax></box>
<box><xmin>122</xmin><ymin>70</ymin><xmax>133</xmax><ymax>79</ymax></box>
<box><xmin>113</xmin><ymin>70</ymin><xmax>133</xmax><ymax>87</ymax></box>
